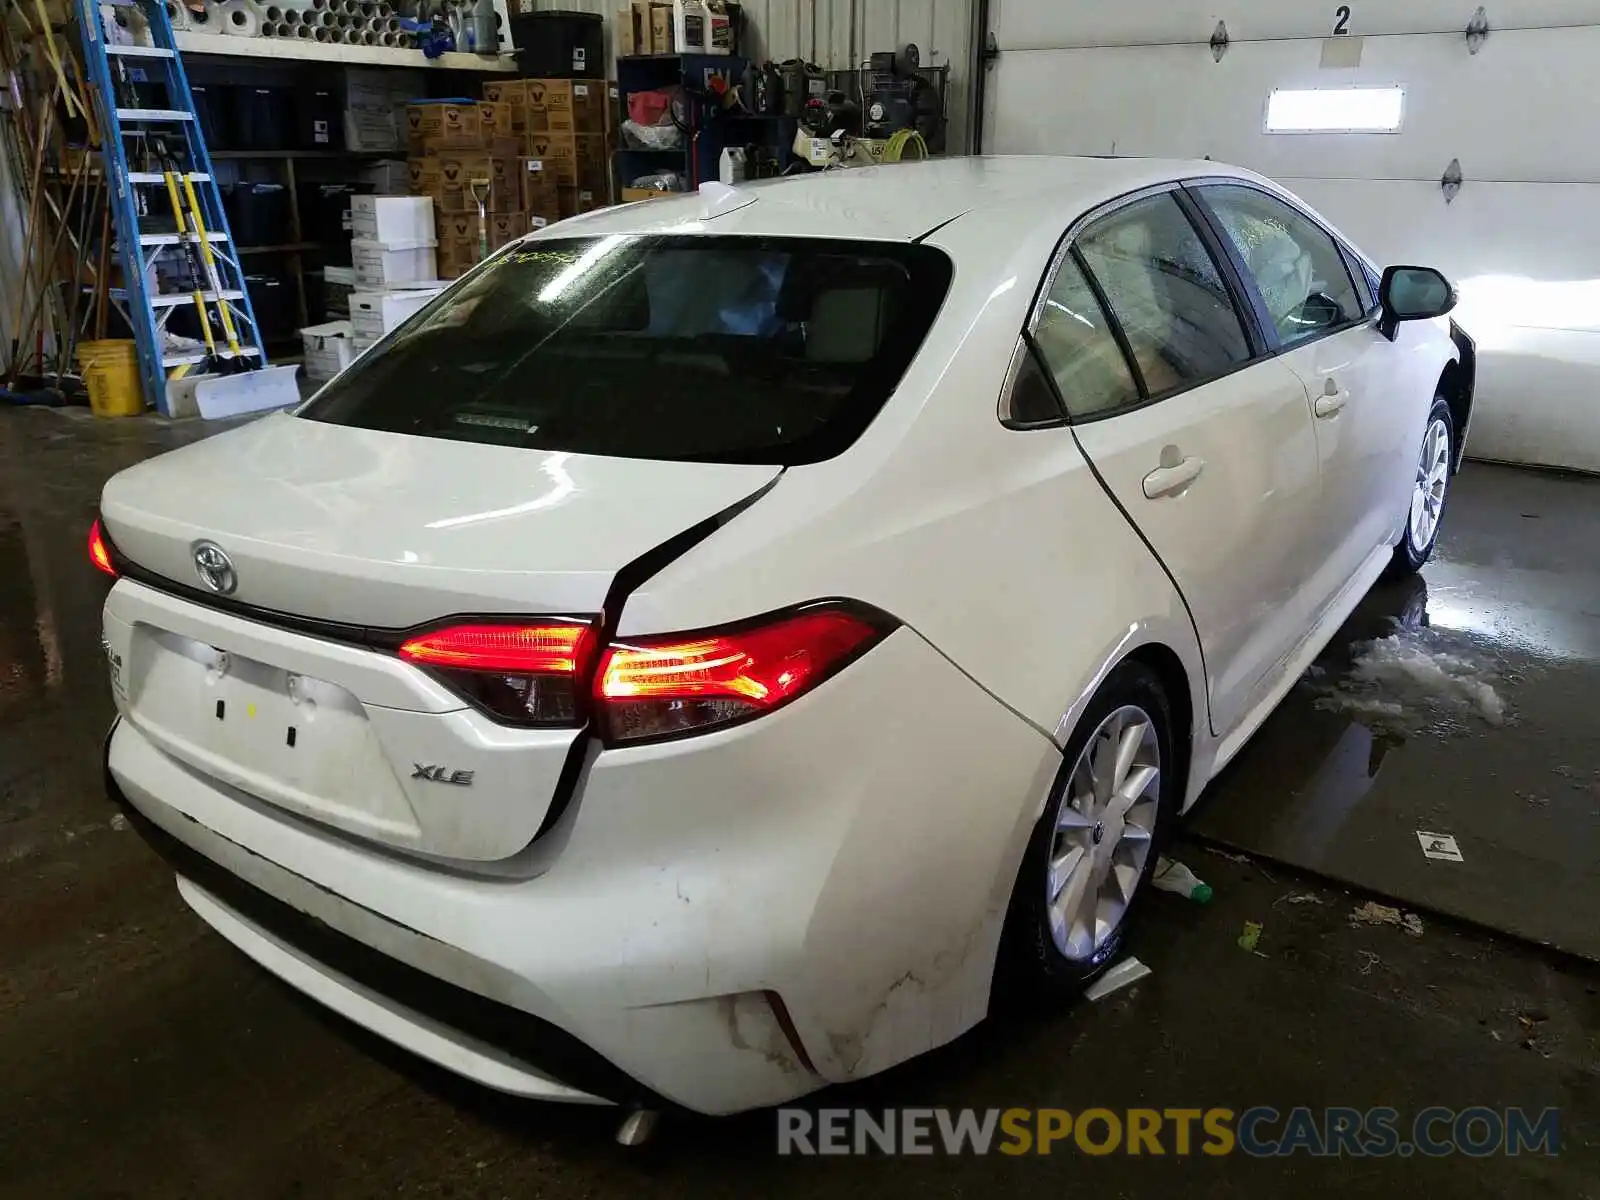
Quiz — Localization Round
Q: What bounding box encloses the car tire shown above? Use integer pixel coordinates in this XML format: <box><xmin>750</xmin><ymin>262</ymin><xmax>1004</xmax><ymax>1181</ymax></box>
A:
<box><xmin>996</xmin><ymin>660</ymin><xmax>1179</xmax><ymax>1005</ymax></box>
<box><xmin>1386</xmin><ymin>397</ymin><xmax>1456</xmax><ymax>579</ymax></box>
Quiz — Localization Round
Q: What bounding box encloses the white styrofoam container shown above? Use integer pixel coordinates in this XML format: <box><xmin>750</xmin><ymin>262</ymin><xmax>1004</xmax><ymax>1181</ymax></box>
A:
<box><xmin>350</xmin><ymin>195</ymin><xmax>434</xmax><ymax>245</ymax></box>
<box><xmin>301</xmin><ymin>319</ymin><xmax>359</xmax><ymax>382</ymax></box>
<box><xmin>351</xmin><ymin>238</ymin><xmax>438</xmax><ymax>288</ymax></box>
<box><xmin>349</xmin><ymin>286</ymin><xmax>448</xmax><ymax>340</ymax></box>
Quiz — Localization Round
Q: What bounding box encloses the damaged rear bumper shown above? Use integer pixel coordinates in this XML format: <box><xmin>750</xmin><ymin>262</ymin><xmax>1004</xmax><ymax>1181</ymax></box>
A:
<box><xmin>104</xmin><ymin>625</ymin><xmax>1062</xmax><ymax>1114</ymax></box>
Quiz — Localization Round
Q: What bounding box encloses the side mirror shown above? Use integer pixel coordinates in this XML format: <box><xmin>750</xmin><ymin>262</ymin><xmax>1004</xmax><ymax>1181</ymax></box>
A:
<box><xmin>1378</xmin><ymin>265</ymin><xmax>1458</xmax><ymax>340</ymax></box>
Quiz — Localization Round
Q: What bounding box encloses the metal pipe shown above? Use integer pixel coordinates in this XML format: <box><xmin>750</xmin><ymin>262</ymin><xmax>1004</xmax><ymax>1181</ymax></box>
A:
<box><xmin>264</xmin><ymin>5</ymin><xmax>284</xmax><ymax>21</ymax></box>
<box><xmin>314</xmin><ymin>23</ymin><xmax>333</xmax><ymax>39</ymax></box>
<box><xmin>295</xmin><ymin>22</ymin><xmax>314</xmax><ymax>36</ymax></box>
<box><xmin>260</xmin><ymin>22</ymin><xmax>283</xmax><ymax>36</ymax></box>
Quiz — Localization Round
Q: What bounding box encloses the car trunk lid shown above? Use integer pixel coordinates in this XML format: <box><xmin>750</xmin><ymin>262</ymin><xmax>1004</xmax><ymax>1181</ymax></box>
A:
<box><xmin>100</xmin><ymin>414</ymin><xmax>780</xmax><ymax>861</ymax></box>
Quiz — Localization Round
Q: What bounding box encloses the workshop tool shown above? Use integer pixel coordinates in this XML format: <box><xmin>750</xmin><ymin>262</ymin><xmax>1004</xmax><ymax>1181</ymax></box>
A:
<box><xmin>468</xmin><ymin>176</ymin><xmax>491</xmax><ymax>264</ymax></box>
<box><xmin>73</xmin><ymin>0</ymin><xmax>298</xmax><ymax>415</ymax></box>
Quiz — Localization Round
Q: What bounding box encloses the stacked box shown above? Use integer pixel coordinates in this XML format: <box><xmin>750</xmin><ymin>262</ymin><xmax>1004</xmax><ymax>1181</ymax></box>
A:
<box><xmin>408</xmin><ymin>101</ymin><xmax>530</xmax><ymax>277</ymax></box>
<box><xmin>516</xmin><ymin>157</ymin><xmax>563</xmax><ymax>226</ymax></box>
<box><xmin>345</xmin><ymin>68</ymin><xmax>424</xmax><ymax>153</ymax></box>
<box><xmin>524</xmin><ymin>129</ymin><xmax>609</xmax><ymax>214</ymax></box>
<box><xmin>479</xmin><ymin>77</ymin><xmax>613</xmax><ymax>215</ymax></box>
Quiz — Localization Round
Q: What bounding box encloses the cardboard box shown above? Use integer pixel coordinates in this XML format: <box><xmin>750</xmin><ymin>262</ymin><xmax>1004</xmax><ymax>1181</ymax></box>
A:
<box><xmin>347</xmin><ymin>67</ymin><xmax>426</xmax><ymax>111</ymax></box>
<box><xmin>351</xmin><ymin>239</ymin><xmax>439</xmax><ymax>288</ymax></box>
<box><xmin>488</xmin><ymin>211</ymin><xmax>527</xmax><ymax>251</ymax></box>
<box><xmin>344</xmin><ymin>107</ymin><xmax>400</xmax><ymax>153</ymax></box>
<box><xmin>406</xmin><ymin>102</ymin><xmax>482</xmax><ymax>150</ymax></box>
<box><xmin>408</xmin><ymin>157</ymin><xmax>441</xmax><ymax>195</ymax></box>
<box><xmin>517</xmin><ymin>157</ymin><xmax>561</xmax><ymax>219</ymax></box>
<box><xmin>437</xmin><ymin>212</ymin><xmax>481</xmax><ymax>244</ymax></box>
<box><xmin>621</xmin><ymin>186</ymin><xmax>673</xmax><ymax>202</ymax></box>
<box><xmin>524</xmin><ymin>131</ymin><xmax>607</xmax><ymax>189</ymax></box>
<box><xmin>523</xmin><ymin>78</ymin><xmax>608</xmax><ymax>134</ymax></box>
<box><xmin>350</xmin><ymin>195</ymin><xmax>435</xmax><ymax>245</ymax></box>
<box><xmin>649</xmin><ymin>2</ymin><xmax>672</xmax><ymax>53</ymax></box>
<box><xmin>435</xmin><ymin>236</ymin><xmax>479</xmax><ymax>280</ymax></box>
<box><xmin>616</xmin><ymin>4</ymin><xmax>644</xmax><ymax>55</ymax></box>
<box><xmin>481</xmin><ymin>80</ymin><xmax>530</xmax><ymax>113</ymax></box>
<box><xmin>477</xmin><ymin>101</ymin><xmax>516</xmax><ymax>142</ymax></box>
<box><xmin>300</xmin><ymin>320</ymin><xmax>358</xmax><ymax>383</ymax></box>
<box><xmin>359</xmin><ymin>158</ymin><xmax>410</xmax><ymax>194</ymax></box>
<box><xmin>424</xmin><ymin>152</ymin><xmax>518</xmax><ymax>212</ymax></box>
<box><xmin>559</xmin><ymin>185</ymin><xmax>606</xmax><ymax>218</ymax></box>
<box><xmin>349</xmin><ymin>285</ymin><xmax>448</xmax><ymax>340</ymax></box>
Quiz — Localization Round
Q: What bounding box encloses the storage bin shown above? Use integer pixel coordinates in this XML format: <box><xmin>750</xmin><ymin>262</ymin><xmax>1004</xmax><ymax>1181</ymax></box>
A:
<box><xmin>296</xmin><ymin>85</ymin><xmax>343</xmax><ymax>152</ymax></box>
<box><xmin>244</xmin><ymin>274</ymin><xmax>294</xmax><ymax>341</ymax></box>
<box><xmin>508</xmin><ymin>9</ymin><xmax>603</xmax><ymax>78</ymax></box>
<box><xmin>351</xmin><ymin>239</ymin><xmax>438</xmax><ymax>287</ymax></box>
<box><xmin>232</xmin><ymin>86</ymin><xmax>293</xmax><ymax>151</ymax></box>
<box><xmin>189</xmin><ymin>83</ymin><xmax>233</xmax><ymax>151</ymax></box>
<box><xmin>223</xmin><ymin>182</ymin><xmax>290</xmax><ymax>248</ymax></box>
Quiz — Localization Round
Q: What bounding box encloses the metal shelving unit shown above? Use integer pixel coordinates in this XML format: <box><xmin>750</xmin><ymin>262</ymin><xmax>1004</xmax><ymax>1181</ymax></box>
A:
<box><xmin>173</xmin><ymin>31</ymin><xmax>516</xmax><ymax>73</ymax></box>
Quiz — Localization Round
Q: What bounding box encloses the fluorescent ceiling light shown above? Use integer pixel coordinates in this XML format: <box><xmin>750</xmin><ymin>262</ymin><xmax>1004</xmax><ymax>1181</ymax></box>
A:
<box><xmin>1266</xmin><ymin>87</ymin><xmax>1405</xmax><ymax>133</ymax></box>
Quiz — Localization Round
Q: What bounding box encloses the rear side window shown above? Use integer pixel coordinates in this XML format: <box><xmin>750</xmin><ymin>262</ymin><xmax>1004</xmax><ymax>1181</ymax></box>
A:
<box><xmin>1031</xmin><ymin>254</ymin><xmax>1140</xmax><ymax>420</ymax></box>
<box><xmin>302</xmin><ymin>236</ymin><xmax>952</xmax><ymax>464</ymax></box>
<box><xmin>1076</xmin><ymin>193</ymin><xmax>1251</xmax><ymax>398</ymax></box>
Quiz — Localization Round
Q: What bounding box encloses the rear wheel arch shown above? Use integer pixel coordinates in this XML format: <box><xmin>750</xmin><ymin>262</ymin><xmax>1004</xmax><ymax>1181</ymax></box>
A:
<box><xmin>1439</xmin><ymin>327</ymin><xmax>1476</xmax><ymax>471</ymax></box>
<box><xmin>1123</xmin><ymin>643</ymin><xmax>1195</xmax><ymax>807</ymax></box>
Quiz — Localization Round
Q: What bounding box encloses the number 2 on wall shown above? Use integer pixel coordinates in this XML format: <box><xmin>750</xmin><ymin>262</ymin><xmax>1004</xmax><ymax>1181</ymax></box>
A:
<box><xmin>1334</xmin><ymin>5</ymin><xmax>1352</xmax><ymax>35</ymax></box>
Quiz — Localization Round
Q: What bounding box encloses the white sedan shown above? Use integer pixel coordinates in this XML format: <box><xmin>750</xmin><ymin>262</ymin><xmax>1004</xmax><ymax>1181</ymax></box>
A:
<box><xmin>94</xmin><ymin>157</ymin><xmax>1471</xmax><ymax>1116</ymax></box>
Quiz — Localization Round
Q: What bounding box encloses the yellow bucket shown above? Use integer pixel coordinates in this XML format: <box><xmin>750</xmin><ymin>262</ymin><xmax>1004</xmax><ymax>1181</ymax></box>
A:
<box><xmin>75</xmin><ymin>339</ymin><xmax>144</xmax><ymax>418</ymax></box>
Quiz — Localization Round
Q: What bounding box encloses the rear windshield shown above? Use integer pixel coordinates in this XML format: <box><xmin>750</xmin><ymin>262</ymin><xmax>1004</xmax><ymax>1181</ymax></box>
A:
<box><xmin>302</xmin><ymin>235</ymin><xmax>953</xmax><ymax>464</ymax></box>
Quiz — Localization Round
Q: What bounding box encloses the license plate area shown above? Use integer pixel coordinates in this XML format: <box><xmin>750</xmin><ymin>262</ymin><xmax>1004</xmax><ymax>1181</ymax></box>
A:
<box><xmin>126</xmin><ymin>626</ymin><xmax>422</xmax><ymax>840</ymax></box>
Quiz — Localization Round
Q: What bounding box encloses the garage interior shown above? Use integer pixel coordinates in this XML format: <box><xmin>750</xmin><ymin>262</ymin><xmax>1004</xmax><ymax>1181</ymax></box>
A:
<box><xmin>1</xmin><ymin>1</ymin><xmax>1597</xmax><ymax>1195</ymax></box>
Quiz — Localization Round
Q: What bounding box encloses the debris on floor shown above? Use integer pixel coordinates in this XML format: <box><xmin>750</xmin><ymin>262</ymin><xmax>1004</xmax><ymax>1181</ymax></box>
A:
<box><xmin>1350</xmin><ymin>900</ymin><xmax>1425</xmax><ymax>937</ymax></box>
<box><xmin>1085</xmin><ymin>956</ymin><xmax>1151</xmax><ymax>1001</ymax></box>
<box><xmin>1152</xmin><ymin>856</ymin><xmax>1213</xmax><ymax>902</ymax></box>
<box><xmin>109</xmin><ymin>814</ymin><xmax>129</xmax><ymax>832</ymax></box>
<box><xmin>1356</xmin><ymin>950</ymin><xmax>1383</xmax><ymax>976</ymax></box>
<box><xmin>1237</xmin><ymin>921</ymin><xmax>1264</xmax><ymax>952</ymax></box>
<box><xmin>1278</xmin><ymin>892</ymin><xmax>1327</xmax><ymax>907</ymax></box>
<box><xmin>1416</xmin><ymin>831</ymin><xmax>1465</xmax><ymax>862</ymax></box>
<box><xmin>1308</xmin><ymin>625</ymin><xmax>1508</xmax><ymax>732</ymax></box>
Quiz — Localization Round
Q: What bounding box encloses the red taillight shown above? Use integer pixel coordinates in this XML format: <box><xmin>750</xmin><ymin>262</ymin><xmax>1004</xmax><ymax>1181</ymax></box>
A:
<box><xmin>595</xmin><ymin>604</ymin><xmax>891</xmax><ymax>745</ymax></box>
<box><xmin>398</xmin><ymin>622</ymin><xmax>592</xmax><ymax>726</ymax></box>
<box><xmin>89</xmin><ymin>518</ymin><xmax>117</xmax><ymax>578</ymax></box>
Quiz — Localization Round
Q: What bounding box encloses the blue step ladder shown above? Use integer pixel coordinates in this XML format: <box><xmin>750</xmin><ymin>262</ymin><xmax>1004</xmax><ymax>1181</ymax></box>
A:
<box><xmin>76</xmin><ymin>0</ymin><xmax>299</xmax><ymax>417</ymax></box>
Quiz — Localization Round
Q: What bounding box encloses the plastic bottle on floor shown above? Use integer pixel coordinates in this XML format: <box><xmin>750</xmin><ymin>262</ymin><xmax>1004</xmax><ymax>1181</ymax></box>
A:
<box><xmin>1152</xmin><ymin>857</ymin><xmax>1213</xmax><ymax>903</ymax></box>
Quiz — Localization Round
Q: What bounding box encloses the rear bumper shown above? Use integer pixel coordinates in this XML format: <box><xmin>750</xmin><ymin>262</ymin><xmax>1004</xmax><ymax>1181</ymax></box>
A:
<box><xmin>107</xmin><ymin>628</ymin><xmax>1061</xmax><ymax>1114</ymax></box>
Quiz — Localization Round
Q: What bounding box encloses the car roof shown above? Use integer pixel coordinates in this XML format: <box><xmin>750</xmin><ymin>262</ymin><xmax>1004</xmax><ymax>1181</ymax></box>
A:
<box><xmin>534</xmin><ymin>155</ymin><xmax>1258</xmax><ymax>243</ymax></box>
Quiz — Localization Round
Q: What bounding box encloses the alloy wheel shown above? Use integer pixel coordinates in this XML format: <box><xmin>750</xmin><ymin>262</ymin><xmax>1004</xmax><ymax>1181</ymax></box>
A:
<box><xmin>1046</xmin><ymin>705</ymin><xmax>1161</xmax><ymax>962</ymax></box>
<box><xmin>1410</xmin><ymin>417</ymin><xmax>1451</xmax><ymax>551</ymax></box>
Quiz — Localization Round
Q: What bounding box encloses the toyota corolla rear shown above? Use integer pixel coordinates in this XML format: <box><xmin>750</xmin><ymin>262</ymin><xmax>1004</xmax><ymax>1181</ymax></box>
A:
<box><xmin>98</xmin><ymin>230</ymin><xmax>1062</xmax><ymax>1114</ymax></box>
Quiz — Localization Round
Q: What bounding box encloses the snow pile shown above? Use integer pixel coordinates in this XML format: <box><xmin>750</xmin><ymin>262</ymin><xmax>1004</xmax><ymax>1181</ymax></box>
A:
<box><xmin>1309</xmin><ymin>626</ymin><xmax>1508</xmax><ymax>732</ymax></box>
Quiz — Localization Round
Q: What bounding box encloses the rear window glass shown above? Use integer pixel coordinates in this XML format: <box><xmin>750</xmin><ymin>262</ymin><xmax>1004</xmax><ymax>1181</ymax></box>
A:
<box><xmin>301</xmin><ymin>235</ymin><xmax>953</xmax><ymax>464</ymax></box>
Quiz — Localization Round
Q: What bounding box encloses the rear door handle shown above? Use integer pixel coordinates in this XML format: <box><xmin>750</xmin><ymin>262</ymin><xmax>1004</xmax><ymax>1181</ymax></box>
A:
<box><xmin>1142</xmin><ymin>455</ymin><xmax>1205</xmax><ymax>499</ymax></box>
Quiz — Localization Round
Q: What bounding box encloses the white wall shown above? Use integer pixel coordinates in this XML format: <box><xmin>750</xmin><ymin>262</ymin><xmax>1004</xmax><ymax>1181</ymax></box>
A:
<box><xmin>521</xmin><ymin>0</ymin><xmax>973</xmax><ymax>150</ymax></box>
<box><xmin>983</xmin><ymin>0</ymin><xmax>1600</xmax><ymax>472</ymax></box>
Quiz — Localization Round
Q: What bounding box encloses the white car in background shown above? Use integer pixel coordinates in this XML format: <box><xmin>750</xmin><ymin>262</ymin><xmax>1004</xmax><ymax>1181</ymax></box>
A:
<box><xmin>94</xmin><ymin>157</ymin><xmax>1471</xmax><ymax>1116</ymax></box>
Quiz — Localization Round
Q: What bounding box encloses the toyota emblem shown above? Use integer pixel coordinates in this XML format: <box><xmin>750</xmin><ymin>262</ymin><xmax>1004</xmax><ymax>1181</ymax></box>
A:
<box><xmin>192</xmin><ymin>541</ymin><xmax>238</xmax><ymax>595</ymax></box>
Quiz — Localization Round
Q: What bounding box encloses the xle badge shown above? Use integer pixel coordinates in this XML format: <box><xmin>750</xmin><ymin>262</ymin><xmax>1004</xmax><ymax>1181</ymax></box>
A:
<box><xmin>413</xmin><ymin>764</ymin><xmax>475</xmax><ymax>786</ymax></box>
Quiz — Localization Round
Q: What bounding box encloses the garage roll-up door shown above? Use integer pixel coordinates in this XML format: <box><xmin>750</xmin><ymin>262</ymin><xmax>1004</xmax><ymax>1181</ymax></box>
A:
<box><xmin>983</xmin><ymin>1</ymin><xmax>1600</xmax><ymax>473</ymax></box>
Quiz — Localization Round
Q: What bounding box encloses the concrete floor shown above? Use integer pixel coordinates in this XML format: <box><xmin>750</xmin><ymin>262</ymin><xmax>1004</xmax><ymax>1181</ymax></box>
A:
<box><xmin>0</xmin><ymin>407</ymin><xmax>1596</xmax><ymax>1197</ymax></box>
